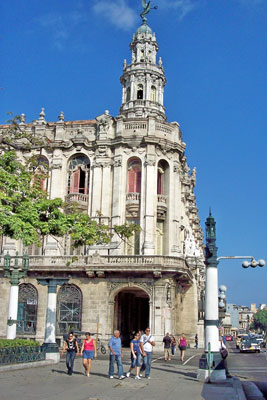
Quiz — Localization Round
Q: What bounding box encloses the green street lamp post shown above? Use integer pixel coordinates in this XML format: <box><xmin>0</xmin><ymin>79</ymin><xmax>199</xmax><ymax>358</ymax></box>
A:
<box><xmin>197</xmin><ymin>211</ymin><xmax>265</xmax><ymax>382</ymax></box>
<box><xmin>4</xmin><ymin>252</ymin><xmax>29</xmax><ymax>339</ymax></box>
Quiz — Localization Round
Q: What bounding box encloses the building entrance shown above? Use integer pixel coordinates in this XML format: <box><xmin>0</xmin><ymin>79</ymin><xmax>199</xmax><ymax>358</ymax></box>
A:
<box><xmin>114</xmin><ymin>288</ymin><xmax>149</xmax><ymax>346</ymax></box>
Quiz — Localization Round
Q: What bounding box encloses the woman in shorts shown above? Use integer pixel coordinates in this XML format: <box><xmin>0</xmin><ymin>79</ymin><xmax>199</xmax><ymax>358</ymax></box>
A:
<box><xmin>178</xmin><ymin>333</ymin><xmax>187</xmax><ymax>362</ymax></box>
<box><xmin>126</xmin><ymin>332</ymin><xmax>144</xmax><ymax>379</ymax></box>
<box><xmin>80</xmin><ymin>332</ymin><xmax>97</xmax><ymax>377</ymax></box>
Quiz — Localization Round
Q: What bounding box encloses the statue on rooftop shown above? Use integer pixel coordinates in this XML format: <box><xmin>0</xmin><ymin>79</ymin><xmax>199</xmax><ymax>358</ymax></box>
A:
<box><xmin>140</xmin><ymin>0</ymin><xmax>158</xmax><ymax>24</ymax></box>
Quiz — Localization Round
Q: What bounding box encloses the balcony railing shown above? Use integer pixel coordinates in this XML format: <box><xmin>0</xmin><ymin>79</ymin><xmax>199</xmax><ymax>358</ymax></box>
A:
<box><xmin>157</xmin><ymin>194</ymin><xmax>167</xmax><ymax>204</ymax></box>
<box><xmin>126</xmin><ymin>192</ymin><xmax>141</xmax><ymax>202</ymax></box>
<box><xmin>66</xmin><ymin>193</ymin><xmax>89</xmax><ymax>207</ymax></box>
<box><xmin>0</xmin><ymin>255</ymin><xmax>194</xmax><ymax>280</ymax></box>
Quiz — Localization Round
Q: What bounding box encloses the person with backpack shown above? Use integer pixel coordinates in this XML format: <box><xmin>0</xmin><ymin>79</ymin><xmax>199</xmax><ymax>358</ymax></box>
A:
<box><xmin>61</xmin><ymin>331</ymin><xmax>79</xmax><ymax>375</ymax></box>
<box><xmin>140</xmin><ymin>327</ymin><xmax>155</xmax><ymax>379</ymax></box>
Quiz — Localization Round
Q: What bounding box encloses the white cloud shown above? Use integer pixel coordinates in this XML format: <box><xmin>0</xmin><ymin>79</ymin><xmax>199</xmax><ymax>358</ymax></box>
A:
<box><xmin>38</xmin><ymin>12</ymin><xmax>87</xmax><ymax>50</ymax></box>
<box><xmin>159</xmin><ymin>0</ymin><xmax>198</xmax><ymax>20</ymax></box>
<box><xmin>92</xmin><ymin>0</ymin><xmax>138</xmax><ymax>31</ymax></box>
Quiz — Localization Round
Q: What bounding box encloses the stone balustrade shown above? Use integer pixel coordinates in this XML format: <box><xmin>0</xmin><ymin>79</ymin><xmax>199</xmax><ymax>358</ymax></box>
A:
<box><xmin>66</xmin><ymin>193</ymin><xmax>89</xmax><ymax>205</ymax></box>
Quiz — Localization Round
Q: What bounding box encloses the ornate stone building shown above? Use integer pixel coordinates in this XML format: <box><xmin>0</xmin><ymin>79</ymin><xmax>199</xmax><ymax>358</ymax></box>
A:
<box><xmin>0</xmin><ymin>20</ymin><xmax>205</xmax><ymax>347</ymax></box>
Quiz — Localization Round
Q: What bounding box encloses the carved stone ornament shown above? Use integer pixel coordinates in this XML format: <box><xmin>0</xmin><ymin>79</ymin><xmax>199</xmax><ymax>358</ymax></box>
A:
<box><xmin>144</xmin><ymin>154</ymin><xmax>156</xmax><ymax>167</ymax></box>
<box><xmin>108</xmin><ymin>281</ymin><xmax>154</xmax><ymax>297</ymax></box>
<box><xmin>51</xmin><ymin>161</ymin><xmax>62</xmax><ymax>169</ymax></box>
<box><xmin>93</xmin><ymin>160</ymin><xmax>113</xmax><ymax>168</ymax></box>
<box><xmin>113</xmin><ymin>157</ymin><xmax>122</xmax><ymax>167</ymax></box>
<box><xmin>173</xmin><ymin>161</ymin><xmax>180</xmax><ymax>173</ymax></box>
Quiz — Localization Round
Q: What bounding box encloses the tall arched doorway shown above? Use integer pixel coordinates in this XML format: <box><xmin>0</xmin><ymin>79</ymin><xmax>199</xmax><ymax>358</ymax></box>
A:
<box><xmin>114</xmin><ymin>287</ymin><xmax>149</xmax><ymax>346</ymax></box>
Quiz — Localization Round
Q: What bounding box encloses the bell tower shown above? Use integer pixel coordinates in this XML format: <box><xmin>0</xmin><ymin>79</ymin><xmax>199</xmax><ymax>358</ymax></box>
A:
<box><xmin>119</xmin><ymin>21</ymin><xmax>167</xmax><ymax>120</ymax></box>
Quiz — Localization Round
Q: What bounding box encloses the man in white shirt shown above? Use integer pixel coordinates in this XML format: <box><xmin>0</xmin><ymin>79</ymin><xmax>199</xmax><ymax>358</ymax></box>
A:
<box><xmin>140</xmin><ymin>327</ymin><xmax>155</xmax><ymax>379</ymax></box>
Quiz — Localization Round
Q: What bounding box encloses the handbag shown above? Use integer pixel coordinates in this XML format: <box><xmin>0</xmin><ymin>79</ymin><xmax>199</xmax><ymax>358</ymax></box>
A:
<box><xmin>220</xmin><ymin>347</ymin><xmax>228</xmax><ymax>359</ymax></box>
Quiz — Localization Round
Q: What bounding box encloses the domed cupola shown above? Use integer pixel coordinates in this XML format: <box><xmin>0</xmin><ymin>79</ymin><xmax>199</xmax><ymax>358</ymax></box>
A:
<box><xmin>119</xmin><ymin>9</ymin><xmax>167</xmax><ymax>120</ymax></box>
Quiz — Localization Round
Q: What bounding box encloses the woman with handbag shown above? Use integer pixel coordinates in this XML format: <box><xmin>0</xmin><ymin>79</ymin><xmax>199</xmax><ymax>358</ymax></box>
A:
<box><xmin>126</xmin><ymin>332</ymin><xmax>145</xmax><ymax>379</ymax></box>
<box><xmin>220</xmin><ymin>339</ymin><xmax>232</xmax><ymax>378</ymax></box>
<box><xmin>178</xmin><ymin>333</ymin><xmax>187</xmax><ymax>362</ymax></box>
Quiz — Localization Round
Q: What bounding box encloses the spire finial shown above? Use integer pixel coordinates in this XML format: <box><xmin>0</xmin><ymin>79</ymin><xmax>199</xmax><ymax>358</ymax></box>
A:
<box><xmin>140</xmin><ymin>0</ymin><xmax>158</xmax><ymax>24</ymax></box>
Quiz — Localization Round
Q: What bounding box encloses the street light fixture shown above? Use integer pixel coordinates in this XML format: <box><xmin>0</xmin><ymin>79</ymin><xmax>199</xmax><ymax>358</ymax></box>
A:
<box><xmin>197</xmin><ymin>211</ymin><xmax>265</xmax><ymax>382</ymax></box>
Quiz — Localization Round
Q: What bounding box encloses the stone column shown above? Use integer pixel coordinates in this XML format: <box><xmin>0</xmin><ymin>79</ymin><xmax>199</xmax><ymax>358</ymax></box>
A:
<box><xmin>170</xmin><ymin>161</ymin><xmax>181</xmax><ymax>255</ymax></box>
<box><xmin>45</xmin><ymin>150</ymin><xmax>64</xmax><ymax>255</ymax></box>
<box><xmin>91</xmin><ymin>164</ymin><xmax>102</xmax><ymax>215</ymax></box>
<box><xmin>111</xmin><ymin>155</ymin><xmax>124</xmax><ymax>254</ymax></box>
<box><xmin>6</xmin><ymin>285</ymin><xmax>19</xmax><ymax>339</ymax></box>
<box><xmin>38</xmin><ymin>278</ymin><xmax>69</xmax><ymax>362</ymax></box>
<box><xmin>143</xmin><ymin>152</ymin><xmax>156</xmax><ymax>255</ymax></box>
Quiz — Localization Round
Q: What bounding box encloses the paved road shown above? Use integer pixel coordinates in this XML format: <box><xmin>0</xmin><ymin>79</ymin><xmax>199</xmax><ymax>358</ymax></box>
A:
<box><xmin>1</xmin><ymin>343</ymin><xmax>266</xmax><ymax>400</ymax></box>
<box><xmin>0</xmin><ymin>349</ymin><xmax>204</xmax><ymax>400</ymax></box>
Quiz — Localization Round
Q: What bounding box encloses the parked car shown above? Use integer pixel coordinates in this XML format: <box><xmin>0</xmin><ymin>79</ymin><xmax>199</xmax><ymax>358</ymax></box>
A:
<box><xmin>225</xmin><ymin>335</ymin><xmax>233</xmax><ymax>341</ymax></box>
<box><xmin>240</xmin><ymin>338</ymin><xmax>261</xmax><ymax>353</ymax></box>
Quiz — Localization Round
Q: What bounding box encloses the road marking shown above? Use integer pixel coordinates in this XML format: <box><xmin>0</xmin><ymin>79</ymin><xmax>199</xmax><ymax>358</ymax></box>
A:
<box><xmin>182</xmin><ymin>355</ymin><xmax>196</xmax><ymax>366</ymax></box>
<box><xmin>152</xmin><ymin>356</ymin><xmax>164</xmax><ymax>363</ymax></box>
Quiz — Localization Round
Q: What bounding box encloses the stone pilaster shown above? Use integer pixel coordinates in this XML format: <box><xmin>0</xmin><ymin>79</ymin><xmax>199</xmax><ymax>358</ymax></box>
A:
<box><xmin>38</xmin><ymin>278</ymin><xmax>69</xmax><ymax>362</ymax></box>
<box><xmin>143</xmin><ymin>152</ymin><xmax>156</xmax><ymax>255</ymax></box>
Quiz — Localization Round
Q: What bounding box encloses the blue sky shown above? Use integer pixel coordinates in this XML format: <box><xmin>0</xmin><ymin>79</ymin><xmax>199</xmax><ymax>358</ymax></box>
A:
<box><xmin>1</xmin><ymin>0</ymin><xmax>267</xmax><ymax>307</ymax></box>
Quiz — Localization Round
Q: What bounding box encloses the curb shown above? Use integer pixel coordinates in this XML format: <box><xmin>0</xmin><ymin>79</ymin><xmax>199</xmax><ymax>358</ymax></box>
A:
<box><xmin>232</xmin><ymin>377</ymin><xmax>248</xmax><ymax>400</ymax></box>
<box><xmin>0</xmin><ymin>359</ymin><xmax>57</xmax><ymax>373</ymax></box>
<box><xmin>242</xmin><ymin>382</ymin><xmax>265</xmax><ymax>400</ymax></box>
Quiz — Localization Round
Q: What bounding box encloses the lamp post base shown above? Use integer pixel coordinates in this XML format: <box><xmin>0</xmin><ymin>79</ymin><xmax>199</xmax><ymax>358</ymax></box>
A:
<box><xmin>197</xmin><ymin>352</ymin><xmax>226</xmax><ymax>382</ymax></box>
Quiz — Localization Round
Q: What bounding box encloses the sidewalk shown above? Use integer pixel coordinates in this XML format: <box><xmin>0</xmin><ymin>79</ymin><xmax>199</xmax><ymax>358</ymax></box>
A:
<box><xmin>0</xmin><ymin>348</ymin><xmax>250</xmax><ymax>400</ymax></box>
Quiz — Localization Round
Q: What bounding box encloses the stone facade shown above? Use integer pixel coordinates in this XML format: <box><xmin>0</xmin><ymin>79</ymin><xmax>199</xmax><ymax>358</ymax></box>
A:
<box><xmin>0</xmin><ymin>22</ymin><xmax>205</xmax><ymax>347</ymax></box>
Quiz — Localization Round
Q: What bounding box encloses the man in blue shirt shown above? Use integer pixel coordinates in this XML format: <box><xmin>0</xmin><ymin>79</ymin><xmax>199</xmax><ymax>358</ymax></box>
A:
<box><xmin>108</xmin><ymin>330</ymin><xmax>125</xmax><ymax>379</ymax></box>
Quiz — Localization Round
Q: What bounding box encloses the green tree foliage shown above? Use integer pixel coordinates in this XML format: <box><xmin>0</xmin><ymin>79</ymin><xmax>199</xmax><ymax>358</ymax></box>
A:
<box><xmin>0</xmin><ymin>116</ymin><xmax>140</xmax><ymax>249</ymax></box>
<box><xmin>251</xmin><ymin>309</ymin><xmax>267</xmax><ymax>331</ymax></box>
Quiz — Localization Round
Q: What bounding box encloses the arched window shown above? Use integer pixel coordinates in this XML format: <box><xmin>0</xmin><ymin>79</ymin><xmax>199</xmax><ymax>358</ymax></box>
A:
<box><xmin>57</xmin><ymin>284</ymin><xmax>82</xmax><ymax>334</ymax></box>
<box><xmin>68</xmin><ymin>155</ymin><xmax>90</xmax><ymax>195</ymax></box>
<box><xmin>126</xmin><ymin>87</ymin><xmax>131</xmax><ymax>102</ymax></box>
<box><xmin>128</xmin><ymin>159</ymin><xmax>142</xmax><ymax>193</ymax></box>
<box><xmin>151</xmin><ymin>86</ymin><xmax>156</xmax><ymax>102</ymax></box>
<box><xmin>137</xmin><ymin>84</ymin><xmax>143</xmax><ymax>100</ymax></box>
<box><xmin>140</xmin><ymin>49</ymin><xmax>145</xmax><ymax>62</ymax></box>
<box><xmin>17</xmin><ymin>284</ymin><xmax>38</xmax><ymax>334</ymax></box>
<box><xmin>126</xmin><ymin>218</ymin><xmax>140</xmax><ymax>255</ymax></box>
<box><xmin>35</xmin><ymin>155</ymin><xmax>49</xmax><ymax>191</ymax></box>
<box><xmin>157</xmin><ymin>165</ymin><xmax>164</xmax><ymax>195</ymax></box>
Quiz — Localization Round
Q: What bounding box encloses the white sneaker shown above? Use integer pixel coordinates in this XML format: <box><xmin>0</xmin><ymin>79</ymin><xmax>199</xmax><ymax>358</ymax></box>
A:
<box><xmin>135</xmin><ymin>375</ymin><xmax>141</xmax><ymax>380</ymax></box>
<box><xmin>119</xmin><ymin>375</ymin><xmax>126</xmax><ymax>380</ymax></box>
<box><xmin>139</xmin><ymin>374</ymin><xmax>143</xmax><ymax>377</ymax></box>
<box><xmin>109</xmin><ymin>376</ymin><xmax>114</xmax><ymax>379</ymax></box>
<box><xmin>126</xmin><ymin>372</ymin><xmax>130</xmax><ymax>378</ymax></box>
<box><xmin>146</xmin><ymin>376</ymin><xmax>151</xmax><ymax>379</ymax></box>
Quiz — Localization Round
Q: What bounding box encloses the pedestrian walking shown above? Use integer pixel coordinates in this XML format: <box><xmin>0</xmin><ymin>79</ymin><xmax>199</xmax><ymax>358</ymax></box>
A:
<box><xmin>108</xmin><ymin>330</ymin><xmax>125</xmax><ymax>380</ymax></box>
<box><xmin>178</xmin><ymin>333</ymin><xmax>187</xmax><ymax>362</ymax></box>
<box><xmin>126</xmin><ymin>332</ymin><xmax>145</xmax><ymax>379</ymax></box>
<box><xmin>171</xmin><ymin>335</ymin><xmax>176</xmax><ymax>356</ymax></box>
<box><xmin>140</xmin><ymin>327</ymin><xmax>155</xmax><ymax>379</ymax></box>
<box><xmin>162</xmin><ymin>332</ymin><xmax>172</xmax><ymax>360</ymax></box>
<box><xmin>194</xmin><ymin>334</ymin><xmax>198</xmax><ymax>349</ymax></box>
<box><xmin>220</xmin><ymin>339</ymin><xmax>232</xmax><ymax>378</ymax></box>
<box><xmin>61</xmin><ymin>331</ymin><xmax>79</xmax><ymax>375</ymax></box>
<box><xmin>80</xmin><ymin>332</ymin><xmax>97</xmax><ymax>377</ymax></box>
